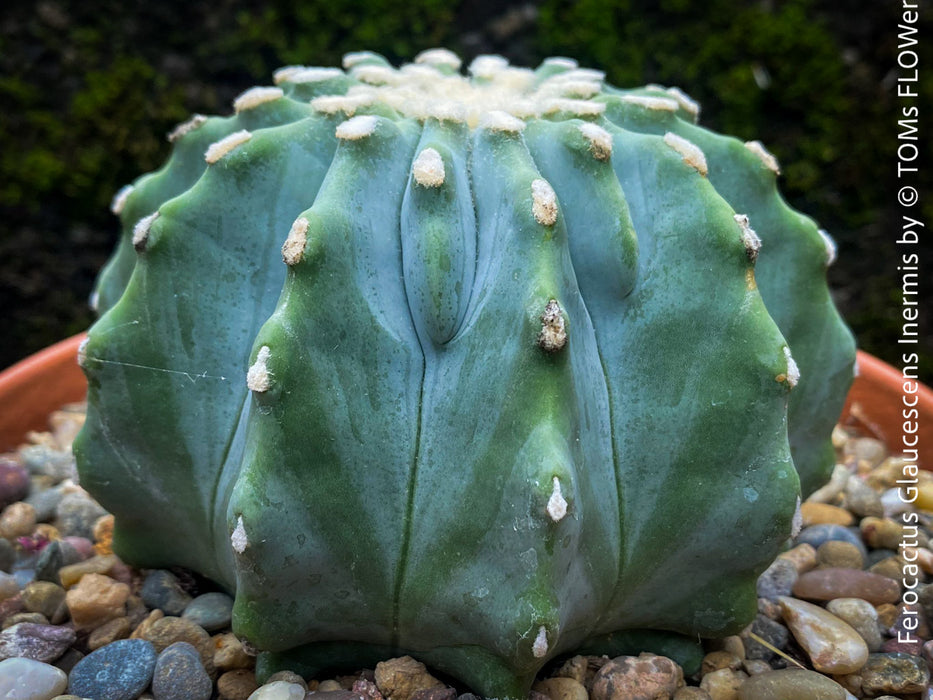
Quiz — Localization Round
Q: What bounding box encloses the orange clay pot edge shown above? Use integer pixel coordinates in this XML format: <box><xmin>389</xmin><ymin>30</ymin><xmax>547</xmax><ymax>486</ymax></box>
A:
<box><xmin>0</xmin><ymin>337</ymin><xmax>930</xmax><ymax>467</ymax></box>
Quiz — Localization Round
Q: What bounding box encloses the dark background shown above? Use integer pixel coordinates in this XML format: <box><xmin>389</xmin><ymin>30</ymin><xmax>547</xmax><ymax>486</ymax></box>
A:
<box><xmin>1</xmin><ymin>0</ymin><xmax>931</xmax><ymax>380</ymax></box>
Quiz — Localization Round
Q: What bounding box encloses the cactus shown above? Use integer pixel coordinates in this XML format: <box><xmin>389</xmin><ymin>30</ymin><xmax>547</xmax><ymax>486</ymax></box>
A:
<box><xmin>75</xmin><ymin>50</ymin><xmax>855</xmax><ymax>699</ymax></box>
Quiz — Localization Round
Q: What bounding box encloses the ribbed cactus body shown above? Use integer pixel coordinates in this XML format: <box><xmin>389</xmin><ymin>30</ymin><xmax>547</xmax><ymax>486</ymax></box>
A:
<box><xmin>76</xmin><ymin>50</ymin><xmax>855</xmax><ymax>699</ymax></box>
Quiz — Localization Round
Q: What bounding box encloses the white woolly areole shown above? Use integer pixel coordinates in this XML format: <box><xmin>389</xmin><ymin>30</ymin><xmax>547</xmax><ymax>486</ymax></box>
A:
<box><xmin>479</xmin><ymin>110</ymin><xmax>526</xmax><ymax>133</ymax></box>
<box><xmin>205</xmin><ymin>130</ymin><xmax>253</xmax><ymax>164</ymax></box>
<box><xmin>579</xmin><ymin>122</ymin><xmax>612</xmax><ymax>161</ymax></box>
<box><xmin>663</xmin><ymin>132</ymin><xmax>708</xmax><ymax>176</ymax></box>
<box><xmin>622</xmin><ymin>94</ymin><xmax>679</xmax><ymax>112</ymax></box>
<box><xmin>547</xmin><ymin>477</ymin><xmax>568</xmax><ymax>522</ymax></box>
<box><xmin>745</xmin><ymin>140</ymin><xmax>781</xmax><ymax>174</ymax></box>
<box><xmin>231</xmin><ymin>516</ymin><xmax>248</xmax><ymax>554</ymax></box>
<box><xmin>818</xmin><ymin>229</ymin><xmax>838</xmax><ymax>266</ymax></box>
<box><xmin>539</xmin><ymin>79</ymin><xmax>601</xmax><ymax>99</ymax></box>
<box><xmin>543</xmin><ymin>57</ymin><xmax>578</xmax><ymax>70</ymax></box>
<box><xmin>791</xmin><ymin>496</ymin><xmax>803</xmax><ymax>538</ymax></box>
<box><xmin>531</xmin><ymin>179</ymin><xmax>558</xmax><ymax>226</ymax></box>
<box><xmin>336</xmin><ymin>115</ymin><xmax>379</xmax><ymax>140</ymax></box>
<box><xmin>782</xmin><ymin>346</ymin><xmax>800</xmax><ymax>388</ymax></box>
<box><xmin>110</xmin><ymin>184</ymin><xmax>135</xmax><ymax>215</ymax></box>
<box><xmin>468</xmin><ymin>55</ymin><xmax>509</xmax><ymax>78</ymax></box>
<box><xmin>352</xmin><ymin>65</ymin><xmax>400</xmax><ymax>86</ymax></box>
<box><xmin>272</xmin><ymin>65</ymin><xmax>306</xmax><ymax>84</ymax></box>
<box><xmin>343</xmin><ymin>51</ymin><xmax>381</xmax><ymax>69</ymax></box>
<box><xmin>532</xmin><ymin>626</ymin><xmax>549</xmax><ymax>658</ymax></box>
<box><xmin>538</xmin><ymin>299</ymin><xmax>567</xmax><ymax>353</ymax></box>
<box><xmin>415</xmin><ymin>48</ymin><xmax>462</xmax><ymax>70</ymax></box>
<box><xmin>734</xmin><ymin>214</ymin><xmax>762</xmax><ymax>261</ymax></box>
<box><xmin>77</xmin><ymin>337</ymin><xmax>89</xmax><ymax>369</ymax></box>
<box><xmin>286</xmin><ymin>67</ymin><xmax>344</xmax><ymax>84</ymax></box>
<box><xmin>282</xmin><ymin>217</ymin><xmax>310</xmax><ymax>265</ymax></box>
<box><xmin>132</xmin><ymin>211</ymin><xmax>159</xmax><ymax>251</ymax></box>
<box><xmin>234</xmin><ymin>86</ymin><xmax>284</xmax><ymax>113</ymax></box>
<box><xmin>247</xmin><ymin>345</ymin><xmax>273</xmax><ymax>393</ymax></box>
<box><xmin>540</xmin><ymin>98</ymin><xmax>605</xmax><ymax>117</ymax></box>
<box><xmin>666</xmin><ymin>87</ymin><xmax>700</xmax><ymax>118</ymax></box>
<box><xmin>412</xmin><ymin>148</ymin><xmax>445</xmax><ymax>188</ymax></box>
<box><xmin>311</xmin><ymin>93</ymin><xmax>375</xmax><ymax>116</ymax></box>
<box><xmin>167</xmin><ymin>114</ymin><xmax>207</xmax><ymax>143</ymax></box>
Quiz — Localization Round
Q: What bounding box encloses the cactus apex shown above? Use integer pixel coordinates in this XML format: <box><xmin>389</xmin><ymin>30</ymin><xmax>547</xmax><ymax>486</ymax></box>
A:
<box><xmin>579</xmin><ymin>122</ymin><xmax>613</xmax><ymax>161</ymax></box>
<box><xmin>744</xmin><ymin>140</ymin><xmax>781</xmax><ymax>175</ymax></box>
<box><xmin>234</xmin><ymin>86</ymin><xmax>285</xmax><ymax>113</ymax></box>
<box><xmin>205</xmin><ymin>129</ymin><xmax>253</xmax><ymax>164</ymax></box>
<box><xmin>412</xmin><ymin>148</ymin><xmax>445</xmax><ymax>188</ymax></box>
<box><xmin>532</xmin><ymin>626</ymin><xmax>549</xmax><ymax>658</ymax></box>
<box><xmin>531</xmin><ymin>179</ymin><xmax>559</xmax><ymax>226</ymax></box>
<box><xmin>733</xmin><ymin>214</ymin><xmax>762</xmax><ymax>262</ymax></box>
<box><xmin>662</xmin><ymin>132</ymin><xmax>708</xmax><ymax>176</ymax></box>
<box><xmin>622</xmin><ymin>94</ymin><xmax>680</xmax><ymax>112</ymax></box>
<box><xmin>777</xmin><ymin>346</ymin><xmax>801</xmax><ymax>389</ymax></box>
<box><xmin>312</xmin><ymin>93</ymin><xmax>375</xmax><ymax>117</ymax></box>
<box><xmin>546</xmin><ymin>477</ymin><xmax>568</xmax><ymax>522</ymax></box>
<box><xmin>352</xmin><ymin>64</ymin><xmax>400</xmax><ymax>86</ymax></box>
<box><xmin>132</xmin><ymin>211</ymin><xmax>159</xmax><ymax>252</ymax></box>
<box><xmin>110</xmin><ymin>184</ymin><xmax>135</xmax><ymax>215</ymax></box>
<box><xmin>282</xmin><ymin>217</ymin><xmax>310</xmax><ymax>265</ymax></box>
<box><xmin>231</xmin><ymin>515</ymin><xmax>248</xmax><ymax>554</ymax></box>
<box><xmin>335</xmin><ymin>115</ymin><xmax>379</xmax><ymax>140</ymax></box>
<box><xmin>415</xmin><ymin>48</ymin><xmax>462</xmax><ymax>70</ymax></box>
<box><xmin>167</xmin><ymin>114</ymin><xmax>208</xmax><ymax>143</ymax></box>
<box><xmin>537</xmin><ymin>299</ymin><xmax>567</xmax><ymax>353</ymax></box>
<box><xmin>246</xmin><ymin>345</ymin><xmax>273</xmax><ymax>393</ymax></box>
<box><xmin>818</xmin><ymin>229</ymin><xmax>838</xmax><ymax>266</ymax></box>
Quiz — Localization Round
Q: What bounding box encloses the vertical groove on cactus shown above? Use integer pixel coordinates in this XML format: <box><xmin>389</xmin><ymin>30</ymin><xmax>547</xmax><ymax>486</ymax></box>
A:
<box><xmin>75</xmin><ymin>51</ymin><xmax>856</xmax><ymax>699</ymax></box>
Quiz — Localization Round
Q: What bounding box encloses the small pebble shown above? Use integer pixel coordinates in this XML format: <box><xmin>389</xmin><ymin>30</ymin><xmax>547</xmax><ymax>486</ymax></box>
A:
<box><xmin>217</xmin><ymin>669</ymin><xmax>259</xmax><ymax>700</ymax></box>
<box><xmin>0</xmin><ymin>501</ymin><xmax>37</xmax><ymax>539</ymax></box>
<box><xmin>0</xmin><ymin>538</ymin><xmax>14</xmax><ymax>572</ymax></box>
<box><xmin>54</xmin><ymin>492</ymin><xmax>107</xmax><ymax>540</ymax></box>
<box><xmin>816</xmin><ymin>541</ymin><xmax>865</xmax><ymax>570</ymax></box>
<box><xmin>375</xmin><ymin>656</ymin><xmax>446</xmax><ymax>700</ymax></box>
<box><xmin>737</xmin><ymin>669</ymin><xmax>846</xmax><ymax>699</ymax></box>
<box><xmin>67</xmin><ymin>638</ymin><xmax>157</xmax><ymax>700</ymax></box>
<box><xmin>22</xmin><ymin>581</ymin><xmax>68</xmax><ymax>622</ymax></box>
<box><xmin>776</xmin><ymin>543</ymin><xmax>817</xmax><ymax>574</ymax></box>
<box><xmin>0</xmin><ymin>656</ymin><xmax>68</xmax><ymax>699</ymax></box>
<box><xmin>87</xmin><ymin>616</ymin><xmax>132</xmax><ymax>650</ymax></box>
<box><xmin>65</xmin><ymin>572</ymin><xmax>129</xmax><ymax>631</ymax></box>
<box><xmin>141</xmin><ymin>570</ymin><xmax>193</xmax><ymax>616</ymax></box>
<box><xmin>213</xmin><ymin>632</ymin><xmax>253</xmax><ymax>671</ymax></box>
<box><xmin>247</xmin><ymin>681</ymin><xmax>306</xmax><ymax>700</ymax></box>
<box><xmin>799</xmin><ymin>502</ymin><xmax>854</xmax><ymax>527</ymax></box>
<box><xmin>741</xmin><ymin>615</ymin><xmax>789</xmax><ymax>662</ymax></box>
<box><xmin>151</xmin><ymin>641</ymin><xmax>212</xmax><ymax>700</ymax></box>
<box><xmin>792</xmin><ymin>568</ymin><xmax>901</xmax><ymax>605</ymax></box>
<box><xmin>182</xmin><ymin>591</ymin><xmax>234</xmax><ymax>632</ymax></box>
<box><xmin>825</xmin><ymin>598</ymin><xmax>883</xmax><ymax>651</ymax></box>
<box><xmin>590</xmin><ymin>653</ymin><xmax>684</xmax><ymax>700</ymax></box>
<box><xmin>20</xmin><ymin>445</ymin><xmax>75</xmax><ymax>482</ymax></box>
<box><xmin>135</xmin><ymin>615</ymin><xmax>215</xmax><ymax>676</ymax></box>
<box><xmin>24</xmin><ymin>488</ymin><xmax>64</xmax><ymax>524</ymax></box>
<box><xmin>0</xmin><ymin>622</ymin><xmax>75</xmax><ymax>662</ymax></box>
<box><xmin>35</xmin><ymin>541</ymin><xmax>84</xmax><ymax>585</ymax></box>
<box><xmin>859</xmin><ymin>652</ymin><xmax>930</xmax><ymax>695</ymax></box>
<box><xmin>0</xmin><ymin>571</ymin><xmax>19</xmax><ymax>601</ymax></box>
<box><xmin>0</xmin><ymin>458</ymin><xmax>30</xmax><ymax>509</ymax></box>
<box><xmin>532</xmin><ymin>677</ymin><xmax>588</xmax><ymax>700</ymax></box>
<box><xmin>778</xmin><ymin>596</ymin><xmax>868</xmax><ymax>674</ymax></box>
<box><xmin>58</xmin><ymin>554</ymin><xmax>119</xmax><ymax>588</ymax></box>
<box><xmin>757</xmin><ymin>558</ymin><xmax>798</xmax><ymax>600</ymax></box>
<box><xmin>699</xmin><ymin>667</ymin><xmax>746</xmax><ymax>699</ymax></box>
<box><xmin>843</xmin><ymin>476</ymin><xmax>884</xmax><ymax>518</ymax></box>
<box><xmin>860</xmin><ymin>517</ymin><xmax>907</xmax><ymax>551</ymax></box>
<box><xmin>795</xmin><ymin>525</ymin><xmax>867</xmax><ymax>560</ymax></box>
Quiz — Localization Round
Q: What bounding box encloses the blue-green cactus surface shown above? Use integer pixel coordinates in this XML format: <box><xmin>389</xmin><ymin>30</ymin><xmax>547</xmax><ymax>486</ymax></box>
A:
<box><xmin>75</xmin><ymin>49</ymin><xmax>856</xmax><ymax>699</ymax></box>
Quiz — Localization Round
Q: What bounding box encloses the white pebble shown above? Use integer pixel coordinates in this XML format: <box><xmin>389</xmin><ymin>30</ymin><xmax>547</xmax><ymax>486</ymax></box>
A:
<box><xmin>0</xmin><ymin>657</ymin><xmax>68</xmax><ymax>699</ymax></box>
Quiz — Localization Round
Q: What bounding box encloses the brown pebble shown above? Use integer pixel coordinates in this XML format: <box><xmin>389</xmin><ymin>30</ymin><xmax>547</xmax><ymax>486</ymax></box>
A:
<box><xmin>136</xmin><ymin>615</ymin><xmax>215</xmax><ymax>677</ymax></box>
<box><xmin>701</xmin><ymin>651</ymin><xmax>742</xmax><ymax>676</ymax></box>
<box><xmin>869</xmin><ymin>557</ymin><xmax>907</xmax><ymax>582</ymax></box>
<box><xmin>92</xmin><ymin>514</ymin><xmax>114</xmax><ymax>555</ymax></box>
<box><xmin>673</xmin><ymin>688</ymin><xmax>712</xmax><ymax>700</ymax></box>
<box><xmin>800</xmin><ymin>503</ymin><xmax>854</xmax><ymax>527</ymax></box>
<box><xmin>742</xmin><ymin>660</ymin><xmax>772</xmax><ymax>676</ymax></box>
<box><xmin>0</xmin><ymin>502</ymin><xmax>37</xmax><ymax>538</ymax></box>
<box><xmin>792</xmin><ymin>567</ymin><xmax>901</xmax><ymax>605</ymax></box>
<box><xmin>777</xmin><ymin>544</ymin><xmax>818</xmax><ymax>574</ymax></box>
<box><xmin>590</xmin><ymin>653</ymin><xmax>684</xmax><ymax>700</ymax></box>
<box><xmin>410</xmin><ymin>687</ymin><xmax>456</xmax><ymax>700</ymax></box>
<box><xmin>699</xmin><ymin>667</ymin><xmax>747</xmax><ymax>700</ymax></box>
<box><xmin>375</xmin><ymin>656</ymin><xmax>445</xmax><ymax>700</ymax></box>
<box><xmin>816</xmin><ymin>541</ymin><xmax>865</xmax><ymax>570</ymax></box>
<box><xmin>861</xmin><ymin>517</ymin><xmax>907</xmax><ymax>550</ymax></box>
<box><xmin>217</xmin><ymin>668</ymin><xmax>259</xmax><ymax>700</ymax></box>
<box><xmin>87</xmin><ymin>615</ymin><xmax>132</xmax><ymax>650</ymax></box>
<box><xmin>876</xmin><ymin>604</ymin><xmax>899</xmax><ymax>628</ymax></box>
<box><xmin>213</xmin><ymin>631</ymin><xmax>253</xmax><ymax>671</ymax></box>
<box><xmin>21</xmin><ymin>581</ymin><xmax>67</xmax><ymax>623</ymax></box>
<box><xmin>737</xmin><ymin>668</ymin><xmax>847</xmax><ymax>699</ymax></box>
<box><xmin>64</xmin><ymin>572</ymin><xmax>129</xmax><ymax>631</ymax></box>
<box><xmin>59</xmin><ymin>554</ymin><xmax>119</xmax><ymax>588</ymax></box>
<box><xmin>532</xmin><ymin>677</ymin><xmax>588</xmax><ymax>700</ymax></box>
<box><xmin>2</xmin><ymin>612</ymin><xmax>48</xmax><ymax>629</ymax></box>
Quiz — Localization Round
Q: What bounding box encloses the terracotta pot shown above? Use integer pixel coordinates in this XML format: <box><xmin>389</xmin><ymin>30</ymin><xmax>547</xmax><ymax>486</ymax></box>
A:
<box><xmin>0</xmin><ymin>338</ymin><xmax>930</xmax><ymax>465</ymax></box>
